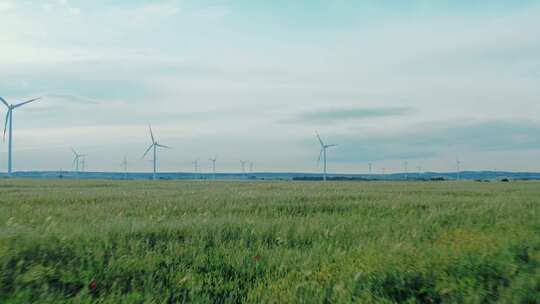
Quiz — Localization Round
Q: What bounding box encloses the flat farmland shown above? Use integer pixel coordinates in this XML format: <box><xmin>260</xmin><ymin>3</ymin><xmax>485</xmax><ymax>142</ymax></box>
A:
<box><xmin>1</xmin><ymin>180</ymin><xmax>539</xmax><ymax>303</ymax></box>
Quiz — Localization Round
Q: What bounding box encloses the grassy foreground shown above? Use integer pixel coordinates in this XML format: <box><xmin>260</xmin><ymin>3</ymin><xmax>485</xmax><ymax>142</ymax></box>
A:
<box><xmin>0</xmin><ymin>180</ymin><xmax>539</xmax><ymax>303</ymax></box>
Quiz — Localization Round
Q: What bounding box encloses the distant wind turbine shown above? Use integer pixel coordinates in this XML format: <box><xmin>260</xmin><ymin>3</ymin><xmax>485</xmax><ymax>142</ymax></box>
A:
<box><xmin>208</xmin><ymin>156</ymin><xmax>217</xmax><ymax>178</ymax></box>
<box><xmin>1</xmin><ymin>96</ymin><xmax>41</xmax><ymax>176</ymax></box>
<box><xmin>71</xmin><ymin>148</ymin><xmax>87</xmax><ymax>173</ymax></box>
<box><xmin>121</xmin><ymin>156</ymin><xmax>128</xmax><ymax>179</ymax></box>
<box><xmin>192</xmin><ymin>159</ymin><xmax>199</xmax><ymax>172</ymax></box>
<box><xmin>249</xmin><ymin>161</ymin><xmax>254</xmax><ymax>173</ymax></box>
<box><xmin>316</xmin><ymin>132</ymin><xmax>337</xmax><ymax>181</ymax></box>
<box><xmin>456</xmin><ymin>158</ymin><xmax>462</xmax><ymax>180</ymax></box>
<box><xmin>240</xmin><ymin>160</ymin><xmax>248</xmax><ymax>175</ymax></box>
<box><xmin>368</xmin><ymin>163</ymin><xmax>372</xmax><ymax>174</ymax></box>
<box><xmin>404</xmin><ymin>161</ymin><xmax>408</xmax><ymax>180</ymax></box>
<box><xmin>142</xmin><ymin>125</ymin><xmax>170</xmax><ymax>180</ymax></box>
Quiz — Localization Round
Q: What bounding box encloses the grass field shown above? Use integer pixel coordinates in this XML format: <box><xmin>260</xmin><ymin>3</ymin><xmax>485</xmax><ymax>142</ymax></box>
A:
<box><xmin>1</xmin><ymin>180</ymin><xmax>539</xmax><ymax>303</ymax></box>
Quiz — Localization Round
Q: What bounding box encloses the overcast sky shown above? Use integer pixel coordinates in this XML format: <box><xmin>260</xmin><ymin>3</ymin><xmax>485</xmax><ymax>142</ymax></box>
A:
<box><xmin>1</xmin><ymin>0</ymin><xmax>539</xmax><ymax>173</ymax></box>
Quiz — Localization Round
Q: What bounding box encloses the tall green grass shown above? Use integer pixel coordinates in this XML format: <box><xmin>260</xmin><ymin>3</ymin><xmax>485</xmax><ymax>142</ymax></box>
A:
<box><xmin>1</xmin><ymin>180</ymin><xmax>539</xmax><ymax>303</ymax></box>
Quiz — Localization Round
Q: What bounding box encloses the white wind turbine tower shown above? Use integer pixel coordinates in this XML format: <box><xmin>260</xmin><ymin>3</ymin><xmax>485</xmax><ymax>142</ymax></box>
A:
<box><xmin>404</xmin><ymin>161</ymin><xmax>408</xmax><ymax>180</ymax></box>
<box><xmin>121</xmin><ymin>156</ymin><xmax>128</xmax><ymax>179</ymax></box>
<box><xmin>316</xmin><ymin>132</ymin><xmax>337</xmax><ymax>181</ymax></box>
<box><xmin>1</xmin><ymin>96</ymin><xmax>41</xmax><ymax>176</ymax></box>
<box><xmin>71</xmin><ymin>148</ymin><xmax>87</xmax><ymax>173</ymax></box>
<box><xmin>142</xmin><ymin>125</ymin><xmax>170</xmax><ymax>180</ymax></box>
<box><xmin>208</xmin><ymin>156</ymin><xmax>217</xmax><ymax>178</ymax></box>
<box><xmin>456</xmin><ymin>158</ymin><xmax>462</xmax><ymax>181</ymax></box>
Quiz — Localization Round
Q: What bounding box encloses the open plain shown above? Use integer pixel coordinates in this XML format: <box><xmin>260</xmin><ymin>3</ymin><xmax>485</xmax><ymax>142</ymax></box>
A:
<box><xmin>1</xmin><ymin>180</ymin><xmax>539</xmax><ymax>303</ymax></box>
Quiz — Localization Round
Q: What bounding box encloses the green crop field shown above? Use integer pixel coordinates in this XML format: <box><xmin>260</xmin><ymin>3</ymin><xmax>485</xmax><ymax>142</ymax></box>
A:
<box><xmin>0</xmin><ymin>180</ymin><xmax>539</xmax><ymax>303</ymax></box>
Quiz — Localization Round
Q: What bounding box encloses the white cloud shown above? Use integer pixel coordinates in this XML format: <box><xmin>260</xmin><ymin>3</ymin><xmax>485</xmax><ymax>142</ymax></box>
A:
<box><xmin>1</xmin><ymin>1</ymin><xmax>539</xmax><ymax>172</ymax></box>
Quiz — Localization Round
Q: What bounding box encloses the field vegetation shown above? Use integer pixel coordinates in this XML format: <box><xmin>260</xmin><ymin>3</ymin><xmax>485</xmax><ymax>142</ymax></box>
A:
<box><xmin>1</xmin><ymin>180</ymin><xmax>539</xmax><ymax>303</ymax></box>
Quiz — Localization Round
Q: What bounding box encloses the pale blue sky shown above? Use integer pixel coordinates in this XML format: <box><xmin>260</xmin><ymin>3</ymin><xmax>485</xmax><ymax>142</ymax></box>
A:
<box><xmin>1</xmin><ymin>0</ymin><xmax>539</xmax><ymax>173</ymax></box>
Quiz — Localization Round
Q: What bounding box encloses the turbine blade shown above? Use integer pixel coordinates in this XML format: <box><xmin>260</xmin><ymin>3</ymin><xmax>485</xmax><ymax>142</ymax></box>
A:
<box><xmin>0</xmin><ymin>97</ymin><xmax>8</xmax><ymax>107</ymax></box>
<box><xmin>71</xmin><ymin>148</ymin><xmax>79</xmax><ymax>156</ymax></box>
<box><xmin>316</xmin><ymin>132</ymin><xmax>324</xmax><ymax>146</ymax></box>
<box><xmin>13</xmin><ymin>97</ymin><xmax>41</xmax><ymax>109</ymax></box>
<box><xmin>317</xmin><ymin>148</ymin><xmax>323</xmax><ymax>166</ymax></box>
<box><xmin>149</xmin><ymin>125</ymin><xmax>155</xmax><ymax>143</ymax></box>
<box><xmin>3</xmin><ymin>110</ymin><xmax>9</xmax><ymax>142</ymax></box>
<box><xmin>142</xmin><ymin>144</ymin><xmax>154</xmax><ymax>158</ymax></box>
<box><xmin>156</xmin><ymin>143</ymin><xmax>170</xmax><ymax>149</ymax></box>
<box><xmin>326</xmin><ymin>144</ymin><xmax>338</xmax><ymax>148</ymax></box>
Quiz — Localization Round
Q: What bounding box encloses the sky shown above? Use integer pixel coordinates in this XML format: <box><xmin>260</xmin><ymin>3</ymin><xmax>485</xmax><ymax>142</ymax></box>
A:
<box><xmin>1</xmin><ymin>0</ymin><xmax>539</xmax><ymax>173</ymax></box>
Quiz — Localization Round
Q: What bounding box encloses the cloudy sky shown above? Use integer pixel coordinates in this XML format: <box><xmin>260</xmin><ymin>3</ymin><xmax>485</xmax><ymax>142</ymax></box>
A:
<box><xmin>1</xmin><ymin>0</ymin><xmax>539</xmax><ymax>173</ymax></box>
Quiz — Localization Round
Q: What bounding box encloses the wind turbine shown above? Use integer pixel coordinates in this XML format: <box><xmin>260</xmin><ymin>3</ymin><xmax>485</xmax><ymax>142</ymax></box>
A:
<box><xmin>142</xmin><ymin>125</ymin><xmax>170</xmax><ymax>180</ymax></box>
<box><xmin>1</xmin><ymin>96</ymin><xmax>41</xmax><ymax>176</ymax></box>
<box><xmin>192</xmin><ymin>159</ymin><xmax>200</xmax><ymax>179</ymax></box>
<box><xmin>121</xmin><ymin>156</ymin><xmax>128</xmax><ymax>179</ymax></box>
<box><xmin>192</xmin><ymin>159</ymin><xmax>199</xmax><ymax>172</ymax></box>
<box><xmin>249</xmin><ymin>161</ymin><xmax>254</xmax><ymax>173</ymax></box>
<box><xmin>240</xmin><ymin>160</ymin><xmax>248</xmax><ymax>176</ymax></box>
<box><xmin>404</xmin><ymin>161</ymin><xmax>408</xmax><ymax>180</ymax></box>
<box><xmin>368</xmin><ymin>163</ymin><xmax>373</xmax><ymax>174</ymax></box>
<box><xmin>208</xmin><ymin>156</ymin><xmax>217</xmax><ymax>178</ymax></box>
<box><xmin>316</xmin><ymin>132</ymin><xmax>337</xmax><ymax>181</ymax></box>
<box><xmin>71</xmin><ymin>148</ymin><xmax>87</xmax><ymax>173</ymax></box>
<box><xmin>456</xmin><ymin>158</ymin><xmax>461</xmax><ymax>181</ymax></box>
